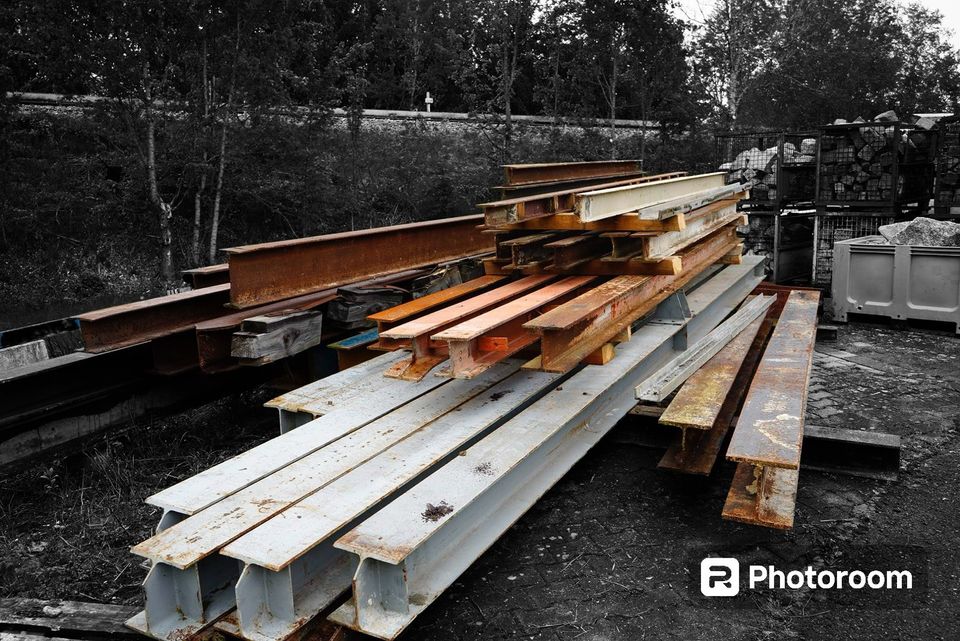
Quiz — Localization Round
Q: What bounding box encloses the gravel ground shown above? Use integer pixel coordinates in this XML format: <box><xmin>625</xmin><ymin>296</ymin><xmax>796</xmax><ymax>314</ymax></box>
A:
<box><xmin>0</xmin><ymin>320</ymin><xmax>957</xmax><ymax>641</ymax></box>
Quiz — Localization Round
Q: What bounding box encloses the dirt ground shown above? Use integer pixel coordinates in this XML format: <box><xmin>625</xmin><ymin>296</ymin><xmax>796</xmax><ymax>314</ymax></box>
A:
<box><xmin>1</xmin><ymin>320</ymin><xmax>957</xmax><ymax>641</ymax></box>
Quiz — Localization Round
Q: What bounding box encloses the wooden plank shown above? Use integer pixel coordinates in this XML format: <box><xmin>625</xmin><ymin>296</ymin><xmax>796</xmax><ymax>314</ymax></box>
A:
<box><xmin>574</xmin><ymin>173</ymin><xmax>727</xmax><ymax>222</ymax></box>
<box><xmin>146</xmin><ymin>364</ymin><xmax>448</xmax><ymax>516</ymax></box>
<box><xmin>232</xmin><ymin>312</ymin><xmax>324</xmax><ymax>363</ymax></box>
<box><xmin>241</xmin><ymin>310</ymin><xmax>320</xmax><ymax>334</ymax></box>
<box><xmin>433</xmin><ymin>276</ymin><xmax>597</xmax><ymax>378</ymax></box>
<box><xmin>725</xmin><ymin>290</ymin><xmax>820</xmax><ymax>469</ymax></box>
<box><xmin>0</xmin><ymin>339</ymin><xmax>49</xmax><ymax>370</ymax></box>
<box><xmin>0</xmin><ymin>598</ymin><xmax>139</xmax><ymax>638</ymax></box>
<box><xmin>132</xmin><ymin>362</ymin><xmax>519</xmax><ymax>567</ymax></box>
<box><xmin>801</xmin><ymin>424</ymin><xmax>901</xmax><ymax>481</ymax></box>
<box><xmin>658</xmin><ymin>313</ymin><xmax>766</xmax><ymax>430</ymax></box>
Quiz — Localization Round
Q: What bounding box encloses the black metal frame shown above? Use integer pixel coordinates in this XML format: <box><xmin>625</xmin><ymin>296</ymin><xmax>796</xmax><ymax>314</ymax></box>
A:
<box><xmin>815</xmin><ymin>121</ymin><xmax>936</xmax><ymax>215</ymax></box>
<box><xmin>934</xmin><ymin>115</ymin><xmax>960</xmax><ymax>218</ymax></box>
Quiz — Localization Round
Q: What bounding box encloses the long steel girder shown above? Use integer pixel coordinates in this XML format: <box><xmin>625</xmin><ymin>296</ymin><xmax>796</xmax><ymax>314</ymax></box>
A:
<box><xmin>501</xmin><ymin>160</ymin><xmax>643</xmax><ymax>186</ymax></box>
<box><xmin>479</xmin><ymin>172</ymin><xmax>687</xmax><ymax>225</ymax></box>
<box><xmin>224</xmin><ymin>215</ymin><xmax>494</xmax><ymax>308</ymax></box>
<box><xmin>77</xmin><ymin>284</ymin><xmax>231</xmax><ymax>352</ymax></box>
<box><xmin>327</xmin><ymin>260</ymin><xmax>764</xmax><ymax>640</ymax></box>
<box><xmin>574</xmin><ymin>172</ymin><xmax>727</xmax><ymax>222</ymax></box>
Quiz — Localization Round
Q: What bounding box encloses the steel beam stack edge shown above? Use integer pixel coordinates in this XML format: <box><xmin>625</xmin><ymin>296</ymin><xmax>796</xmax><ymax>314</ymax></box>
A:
<box><xmin>224</xmin><ymin>215</ymin><xmax>494</xmax><ymax>308</ymax></box>
<box><xmin>574</xmin><ymin>172</ymin><xmax>727</xmax><ymax>222</ymax></box>
<box><xmin>327</xmin><ymin>257</ymin><xmax>765</xmax><ymax>640</ymax></box>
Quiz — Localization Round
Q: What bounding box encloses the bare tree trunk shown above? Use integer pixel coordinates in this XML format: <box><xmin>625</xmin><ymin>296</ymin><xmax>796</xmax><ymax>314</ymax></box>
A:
<box><xmin>143</xmin><ymin>66</ymin><xmax>176</xmax><ymax>286</ymax></box>
<box><xmin>609</xmin><ymin>49</ymin><xmax>618</xmax><ymax>160</ymax></box>
<box><xmin>501</xmin><ymin>30</ymin><xmax>513</xmax><ymax>159</ymax></box>
<box><xmin>207</xmin><ymin>120</ymin><xmax>227</xmax><ymax>264</ymax></box>
<box><xmin>552</xmin><ymin>17</ymin><xmax>560</xmax><ymax>122</ymax></box>
<box><xmin>725</xmin><ymin>0</ymin><xmax>739</xmax><ymax>124</ymax></box>
<box><xmin>192</xmin><ymin>38</ymin><xmax>209</xmax><ymax>266</ymax></box>
<box><xmin>207</xmin><ymin>13</ymin><xmax>240</xmax><ymax>264</ymax></box>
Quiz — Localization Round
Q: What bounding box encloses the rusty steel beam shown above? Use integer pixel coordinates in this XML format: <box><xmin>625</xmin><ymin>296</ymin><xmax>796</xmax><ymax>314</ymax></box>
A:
<box><xmin>479</xmin><ymin>172</ymin><xmax>687</xmax><ymax>226</ymax></box>
<box><xmin>601</xmin><ymin>232</ymin><xmax>652</xmax><ymax>260</ymax></box>
<box><xmin>495</xmin><ymin>172</ymin><xmax>649</xmax><ymax>199</ymax></box>
<box><xmin>77</xmin><ymin>284</ymin><xmax>232</xmax><ymax>353</ymax></box>
<box><xmin>725</xmin><ymin>289</ymin><xmax>820</xmax><ymax>469</ymax></box>
<box><xmin>524</xmin><ymin>226</ymin><xmax>741</xmax><ymax>373</ymax></box>
<box><xmin>181</xmin><ymin>264</ymin><xmax>230</xmax><ymax>288</ymax></box>
<box><xmin>378</xmin><ymin>276</ymin><xmax>556</xmax><ymax>381</ymax></box>
<box><xmin>659</xmin><ymin>311</ymin><xmax>767</xmax><ymax>431</ymax></box>
<box><xmin>195</xmin><ymin>268</ymin><xmax>430</xmax><ymax>372</ymax></box>
<box><xmin>367</xmin><ymin>275</ymin><xmax>507</xmax><ymax>341</ymax></box>
<box><xmin>484</xmin><ymin>211</ymin><xmax>683</xmax><ymax>233</ymax></box>
<box><xmin>721</xmin><ymin>289</ymin><xmax>820</xmax><ymax>530</ymax></box>
<box><xmin>225</xmin><ymin>215</ymin><xmax>494</xmax><ymax>308</ymax></box>
<box><xmin>658</xmin><ymin>306</ymin><xmax>777</xmax><ymax>475</ymax></box>
<box><xmin>498</xmin><ymin>232</ymin><xmax>564</xmax><ymax>267</ymax></box>
<box><xmin>545</xmin><ymin>234</ymin><xmax>610</xmax><ymax>270</ymax></box>
<box><xmin>433</xmin><ymin>276</ymin><xmax>597</xmax><ymax>379</ymax></box>
<box><xmin>502</xmin><ymin>160</ymin><xmax>643</xmax><ymax>186</ymax></box>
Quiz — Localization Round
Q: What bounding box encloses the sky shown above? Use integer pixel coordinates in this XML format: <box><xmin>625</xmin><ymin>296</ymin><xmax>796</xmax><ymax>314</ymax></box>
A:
<box><xmin>672</xmin><ymin>0</ymin><xmax>960</xmax><ymax>36</ymax></box>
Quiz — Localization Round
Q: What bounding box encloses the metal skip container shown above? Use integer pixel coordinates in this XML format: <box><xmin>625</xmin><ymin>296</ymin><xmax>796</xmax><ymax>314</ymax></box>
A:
<box><xmin>831</xmin><ymin>236</ymin><xmax>960</xmax><ymax>333</ymax></box>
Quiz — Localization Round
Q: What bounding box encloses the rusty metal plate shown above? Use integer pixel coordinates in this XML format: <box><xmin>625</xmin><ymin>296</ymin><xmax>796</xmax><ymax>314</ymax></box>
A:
<box><xmin>725</xmin><ymin>289</ymin><xmax>821</xmax><ymax>469</ymax></box>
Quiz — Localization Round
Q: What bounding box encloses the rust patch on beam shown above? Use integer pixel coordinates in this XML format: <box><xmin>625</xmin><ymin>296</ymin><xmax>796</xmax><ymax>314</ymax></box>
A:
<box><xmin>225</xmin><ymin>215</ymin><xmax>493</xmax><ymax>308</ymax></box>
<box><xmin>523</xmin><ymin>226</ymin><xmax>739</xmax><ymax>373</ymax></box>
<box><xmin>721</xmin><ymin>462</ymin><xmax>799</xmax><ymax>529</ymax></box>
<box><xmin>658</xmin><ymin>303</ymin><xmax>778</xmax><ymax>476</ymax></box>
<box><xmin>725</xmin><ymin>290</ymin><xmax>820</xmax><ymax>469</ymax></box>
<box><xmin>77</xmin><ymin>284</ymin><xmax>232</xmax><ymax>353</ymax></box>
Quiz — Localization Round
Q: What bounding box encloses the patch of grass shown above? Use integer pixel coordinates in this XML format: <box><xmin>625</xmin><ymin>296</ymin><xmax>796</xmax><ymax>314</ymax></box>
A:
<box><xmin>0</xmin><ymin>387</ymin><xmax>277</xmax><ymax>604</ymax></box>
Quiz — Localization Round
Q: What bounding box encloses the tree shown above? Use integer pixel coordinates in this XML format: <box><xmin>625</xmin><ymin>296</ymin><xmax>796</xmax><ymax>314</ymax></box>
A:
<box><xmin>695</xmin><ymin>0</ymin><xmax>779</xmax><ymax>127</ymax></box>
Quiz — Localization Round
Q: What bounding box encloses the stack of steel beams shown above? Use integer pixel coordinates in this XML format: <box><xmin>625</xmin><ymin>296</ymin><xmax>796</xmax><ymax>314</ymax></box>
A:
<box><xmin>126</xmin><ymin>258</ymin><xmax>766</xmax><ymax>641</ymax></box>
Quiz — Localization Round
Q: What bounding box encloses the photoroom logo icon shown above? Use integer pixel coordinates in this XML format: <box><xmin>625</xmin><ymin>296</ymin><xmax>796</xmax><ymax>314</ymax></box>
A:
<box><xmin>701</xmin><ymin>558</ymin><xmax>740</xmax><ymax>596</ymax></box>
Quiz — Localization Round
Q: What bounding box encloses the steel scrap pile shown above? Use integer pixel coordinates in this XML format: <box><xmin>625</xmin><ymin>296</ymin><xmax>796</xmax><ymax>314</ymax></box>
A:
<box><xmin>125</xmin><ymin>161</ymin><xmax>821</xmax><ymax>641</ymax></box>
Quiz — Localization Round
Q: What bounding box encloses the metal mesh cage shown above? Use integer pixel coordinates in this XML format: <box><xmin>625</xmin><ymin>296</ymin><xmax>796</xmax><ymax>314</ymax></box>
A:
<box><xmin>934</xmin><ymin>116</ymin><xmax>960</xmax><ymax>215</ymax></box>
<box><xmin>812</xmin><ymin>214</ymin><xmax>896</xmax><ymax>287</ymax></box>
<box><xmin>780</xmin><ymin>132</ymin><xmax>818</xmax><ymax>206</ymax></box>
<box><xmin>716</xmin><ymin>131</ymin><xmax>782</xmax><ymax>209</ymax></box>
<box><xmin>816</xmin><ymin>122</ymin><xmax>936</xmax><ymax>213</ymax></box>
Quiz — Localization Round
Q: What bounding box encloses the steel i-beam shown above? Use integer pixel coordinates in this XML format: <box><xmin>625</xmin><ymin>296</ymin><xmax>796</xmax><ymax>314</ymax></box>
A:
<box><xmin>327</xmin><ymin>260</ymin><xmax>766</xmax><ymax>639</ymax></box>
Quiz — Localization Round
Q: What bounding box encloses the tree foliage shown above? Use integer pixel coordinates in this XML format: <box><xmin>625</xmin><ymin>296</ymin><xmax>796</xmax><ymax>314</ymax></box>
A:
<box><xmin>0</xmin><ymin>0</ymin><xmax>958</xmax><ymax>297</ymax></box>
